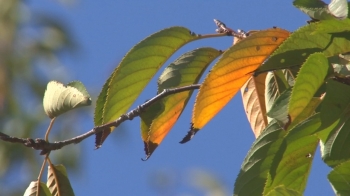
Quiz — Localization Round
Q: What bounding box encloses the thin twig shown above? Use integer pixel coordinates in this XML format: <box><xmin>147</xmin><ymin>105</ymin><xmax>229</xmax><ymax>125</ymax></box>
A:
<box><xmin>197</xmin><ymin>32</ymin><xmax>232</xmax><ymax>38</ymax></box>
<box><xmin>37</xmin><ymin>152</ymin><xmax>50</xmax><ymax>194</ymax></box>
<box><xmin>0</xmin><ymin>84</ymin><xmax>201</xmax><ymax>154</ymax></box>
<box><xmin>214</xmin><ymin>19</ymin><xmax>247</xmax><ymax>39</ymax></box>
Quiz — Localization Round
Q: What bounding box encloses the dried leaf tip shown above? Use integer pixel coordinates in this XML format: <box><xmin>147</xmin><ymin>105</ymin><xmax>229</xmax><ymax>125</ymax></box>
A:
<box><xmin>142</xmin><ymin>141</ymin><xmax>158</xmax><ymax>161</ymax></box>
<box><xmin>179</xmin><ymin>124</ymin><xmax>199</xmax><ymax>144</ymax></box>
<box><xmin>141</xmin><ymin>156</ymin><xmax>150</xmax><ymax>161</ymax></box>
<box><xmin>94</xmin><ymin>127</ymin><xmax>112</xmax><ymax>149</ymax></box>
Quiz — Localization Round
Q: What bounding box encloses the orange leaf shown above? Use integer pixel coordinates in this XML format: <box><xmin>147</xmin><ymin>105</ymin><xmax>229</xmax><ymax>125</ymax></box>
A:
<box><xmin>140</xmin><ymin>48</ymin><xmax>221</xmax><ymax>160</ymax></box>
<box><xmin>241</xmin><ymin>73</ymin><xmax>268</xmax><ymax>138</ymax></box>
<box><xmin>180</xmin><ymin>28</ymin><xmax>290</xmax><ymax>143</ymax></box>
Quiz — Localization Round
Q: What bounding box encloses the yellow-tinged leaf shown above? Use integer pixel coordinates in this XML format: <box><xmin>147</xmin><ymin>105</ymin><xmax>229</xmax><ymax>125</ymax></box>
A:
<box><xmin>288</xmin><ymin>53</ymin><xmax>329</xmax><ymax>122</ymax></box>
<box><xmin>241</xmin><ymin>73</ymin><xmax>268</xmax><ymax>138</ymax></box>
<box><xmin>140</xmin><ymin>48</ymin><xmax>221</xmax><ymax>159</ymax></box>
<box><xmin>288</xmin><ymin>97</ymin><xmax>321</xmax><ymax>130</ymax></box>
<box><xmin>181</xmin><ymin>28</ymin><xmax>290</xmax><ymax>143</ymax></box>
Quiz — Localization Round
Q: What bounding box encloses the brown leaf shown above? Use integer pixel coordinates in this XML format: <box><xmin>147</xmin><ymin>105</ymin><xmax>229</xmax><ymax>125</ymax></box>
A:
<box><xmin>241</xmin><ymin>73</ymin><xmax>268</xmax><ymax>138</ymax></box>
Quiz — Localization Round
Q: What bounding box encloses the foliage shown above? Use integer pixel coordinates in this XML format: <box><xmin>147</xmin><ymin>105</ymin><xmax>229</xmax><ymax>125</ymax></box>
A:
<box><xmin>2</xmin><ymin>0</ymin><xmax>350</xmax><ymax>195</ymax></box>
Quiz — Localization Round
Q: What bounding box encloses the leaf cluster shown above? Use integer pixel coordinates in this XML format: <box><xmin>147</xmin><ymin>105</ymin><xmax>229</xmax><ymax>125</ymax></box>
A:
<box><xmin>19</xmin><ymin>0</ymin><xmax>350</xmax><ymax>195</ymax></box>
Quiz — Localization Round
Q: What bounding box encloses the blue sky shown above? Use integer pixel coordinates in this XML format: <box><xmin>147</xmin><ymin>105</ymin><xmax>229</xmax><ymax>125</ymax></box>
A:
<box><xmin>24</xmin><ymin>1</ymin><xmax>333</xmax><ymax>195</ymax></box>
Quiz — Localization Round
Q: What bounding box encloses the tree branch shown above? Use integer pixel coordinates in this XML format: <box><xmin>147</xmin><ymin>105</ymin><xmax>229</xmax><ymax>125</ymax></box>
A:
<box><xmin>0</xmin><ymin>84</ymin><xmax>201</xmax><ymax>154</ymax></box>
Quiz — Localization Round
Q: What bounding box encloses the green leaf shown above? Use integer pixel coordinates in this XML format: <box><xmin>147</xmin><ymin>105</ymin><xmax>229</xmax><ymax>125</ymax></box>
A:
<box><xmin>24</xmin><ymin>181</ymin><xmax>52</xmax><ymax>196</ymax></box>
<box><xmin>256</xmin><ymin>22</ymin><xmax>350</xmax><ymax>73</ymax></box>
<box><xmin>47</xmin><ymin>164</ymin><xmax>75</xmax><ymax>196</ymax></box>
<box><xmin>265</xmin><ymin>71</ymin><xmax>290</xmax><ymax>124</ymax></box>
<box><xmin>288</xmin><ymin>53</ymin><xmax>329</xmax><ymax>122</ymax></box>
<box><xmin>265</xmin><ymin>185</ymin><xmax>302</xmax><ymax>196</ymax></box>
<box><xmin>293</xmin><ymin>0</ymin><xmax>334</xmax><ymax>20</ymax></box>
<box><xmin>288</xmin><ymin>97</ymin><xmax>321</xmax><ymax>130</ymax></box>
<box><xmin>322</xmin><ymin>116</ymin><xmax>350</xmax><ymax>167</ymax></box>
<box><xmin>313</xmin><ymin>19</ymin><xmax>350</xmax><ymax>34</ymax></box>
<box><xmin>328</xmin><ymin>0</ymin><xmax>348</xmax><ymax>19</ymax></box>
<box><xmin>94</xmin><ymin>26</ymin><xmax>206</xmax><ymax>146</ymax></box>
<box><xmin>43</xmin><ymin>81</ymin><xmax>91</xmax><ymax>119</ymax></box>
<box><xmin>94</xmin><ymin>77</ymin><xmax>113</xmax><ymax>147</ymax></box>
<box><xmin>266</xmin><ymin>88</ymin><xmax>292</xmax><ymax>126</ymax></box>
<box><xmin>234</xmin><ymin>121</ymin><xmax>286</xmax><ymax>196</ymax></box>
<box><xmin>140</xmin><ymin>47</ymin><xmax>221</xmax><ymax>160</ymax></box>
<box><xmin>264</xmin><ymin>114</ymin><xmax>321</xmax><ymax>194</ymax></box>
<box><xmin>319</xmin><ymin>79</ymin><xmax>350</xmax><ymax>129</ymax></box>
<box><xmin>328</xmin><ymin>160</ymin><xmax>350</xmax><ymax>195</ymax></box>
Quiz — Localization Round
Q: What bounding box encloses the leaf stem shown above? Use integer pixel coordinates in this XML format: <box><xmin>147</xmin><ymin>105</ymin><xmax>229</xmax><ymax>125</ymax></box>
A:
<box><xmin>45</xmin><ymin>117</ymin><xmax>56</xmax><ymax>142</ymax></box>
<box><xmin>37</xmin><ymin>152</ymin><xmax>50</xmax><ymax>193</ymax></box>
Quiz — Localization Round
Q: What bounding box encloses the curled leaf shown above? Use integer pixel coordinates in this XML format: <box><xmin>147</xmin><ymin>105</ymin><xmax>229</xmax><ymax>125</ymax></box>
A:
<box><xmin>328</xmin><ymin>0</ymin><xmax>348</xmax><ymax>19</ymax></box>
<box><xmin>241</xmin><ymin>73</ymin><xmax>268</xmax><ymax>138</ymax></box>
<box><xmin>293</xmin><ymin>0</ymin><xmax>334</xmax><ymax>20</ymax></box>
<box><xmin>266</xmin><ymin>88</ymin><xmax>292</xmax><ymax>127</ymax></box>
<box><xmin>43</xmin><ymin>81</ymin><xmax>91</xmax><ymax>119</ymax></box>
<box><xmin>265</xmin><ymin>71</ymin><xmax>290</xmax><ymax>124</ymax></box>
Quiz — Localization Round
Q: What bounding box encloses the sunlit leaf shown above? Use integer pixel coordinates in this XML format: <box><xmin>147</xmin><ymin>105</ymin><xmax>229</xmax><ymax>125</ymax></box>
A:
<box><xmin>263</xmin><ymin>114</ymin><xmax>321</xmax><ymax>194</ymax></box>
<box><xmin>94</xmin><ymin>26</ymin><xmax>207</xmax><ymax>146</ymax></box>
<box><xmin>256</xmin><ymin>22</ymin><xmax>350</xmax><ymax>73</ymax></box>
<box><xmin>328</xmin><ymin>0</ymin><xmax>348</xmax><ymax>19</ymax></box>
<box><xmin>47</xmin><ymin>164</ymin><xmax>75</xmax><ymax>196</ymax></box>
<box><xmin>24</xmin><ymin>181</ymin><xmax>52</xmax><ymax>196</ymax></box>
<box><xmin>293</xmin><ymin>0</ymin><xmax>334</xmax><ymax>20</ymax></box>
<box><xmin>288</xmin><ymin>97</ymin><xmax>321</xmax><ymax>130</ymax></box>
<box><xmin>94</xmin><ymin>76</ymin><xmax>113</xmax><ymax>147</ymax></box>
<box><xmin>328</xmin><ymin>160</ymin><xmax>350</xmax><ymax>195</ymax></box>
<box><xmin>241</xmin><ymin>73</ymin><xmax>268</xmax><ymax>138</ymax></box>
<box><xmin>182</xmin><ymin>28</ymin><xmax>290</xmax><ymax>143</ymax></box>
<box><xmin>265</xmin><ymin>185</ymin><xmax>301</xmax><ymax>196</ymax></box>
<box><xmin>313</xmin><ymin>19</ymin><xmax>350</xmax><ymax>34</ymax></box>
<box><xmin>43</xmin><ymin>81</ymin><xmax>91</xmax><ymax>119</ymax></box>
<box><xmin>288</xmin><ymin>53</ymin><xmax>329</xmax><ymax>122</ymax></box>
<box><xmin>265</xmin><ymin>71</ymin><xmax>290</xmax><ymax>124</ymax></box>
<box><xmin>140</xmin><ymin>47</ymin><xmax>221</xmax><ymax>160</ymax></box>
<box><xmin>234</xmin><ymin>121</ymin><xmax>286</xmax><ymax>196</ymax></box>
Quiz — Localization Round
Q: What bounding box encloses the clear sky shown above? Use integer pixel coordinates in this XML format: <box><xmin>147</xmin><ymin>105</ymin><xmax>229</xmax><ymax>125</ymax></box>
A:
<box><xmin>24</xmin><ymin>0</ymin><xmax>333</xmax><ymax>195</ymax></box>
